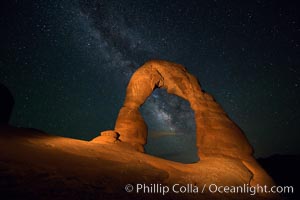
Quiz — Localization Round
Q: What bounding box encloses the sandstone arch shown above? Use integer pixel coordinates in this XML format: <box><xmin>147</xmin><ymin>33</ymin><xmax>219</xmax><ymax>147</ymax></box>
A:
<box><xmin>92</xmin><ymin>60</ymin><xmax>274</xmax><ymax>187</ymax></box>
<box><xmin>116</xmin><ymin>60</ymin><xmax>253</xmax><ymax>158</ymax></box>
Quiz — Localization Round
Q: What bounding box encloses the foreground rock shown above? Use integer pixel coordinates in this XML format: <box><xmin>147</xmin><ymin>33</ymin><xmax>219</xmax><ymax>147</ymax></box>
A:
<box><xmin>0</xmin><ymin>126</ymin><xmax>279</xmax><ymax>200</ymax></box>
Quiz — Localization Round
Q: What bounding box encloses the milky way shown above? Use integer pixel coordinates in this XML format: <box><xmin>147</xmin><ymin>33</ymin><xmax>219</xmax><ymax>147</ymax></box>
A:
<box><xmin>77</xmin><ymin>0</ymin><xmax>198</xmax><ymax>161</ymax></box>
<box><xmin>1</xmin><ymin>0</ymin><xmax>299</xmax><ymax>162</ymax></box>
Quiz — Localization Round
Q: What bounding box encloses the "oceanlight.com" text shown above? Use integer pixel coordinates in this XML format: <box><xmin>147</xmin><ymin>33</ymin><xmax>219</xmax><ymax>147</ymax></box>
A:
<box><xmin>124</xmin><ymin>183</ymin><xmax>294</xmax><ymax>196</ymax></box>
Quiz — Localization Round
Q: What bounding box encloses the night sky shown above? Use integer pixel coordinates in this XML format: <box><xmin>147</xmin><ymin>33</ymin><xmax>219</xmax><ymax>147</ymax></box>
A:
<box><xmin>1</xmin><ymin>0</ymin><xmax>299</xmax><ymax>162</ymax></box>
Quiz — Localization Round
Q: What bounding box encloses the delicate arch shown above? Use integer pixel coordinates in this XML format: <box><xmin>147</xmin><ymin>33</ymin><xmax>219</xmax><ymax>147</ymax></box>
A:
<box><xmin>92</xmin><ymin>60</ymin><xmax>275</xmax><ymax>187</ymax></box>
<box><xmin>114</xmin><ymin>60</ymin><xmax>253</xmax><ymax>160</ymax></box>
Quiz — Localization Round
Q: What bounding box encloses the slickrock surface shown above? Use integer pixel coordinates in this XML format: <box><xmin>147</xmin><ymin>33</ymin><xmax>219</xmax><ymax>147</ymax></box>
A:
<box><xmin>0</xmin><ymin>126</ymin><xmax>279</xmax><ymax>200</ymax></box>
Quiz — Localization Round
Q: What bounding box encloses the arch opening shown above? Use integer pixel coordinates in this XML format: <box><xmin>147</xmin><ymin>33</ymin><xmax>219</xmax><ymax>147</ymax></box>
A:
<box><xmin>141</xmin><ymin>89</ymin><xmax>199</xmax><ymax>163</ymax></box>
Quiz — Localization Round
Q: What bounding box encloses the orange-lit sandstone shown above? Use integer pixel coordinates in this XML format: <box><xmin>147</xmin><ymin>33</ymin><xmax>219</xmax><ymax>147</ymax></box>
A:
<box><xmin>92</xmin><ymin>60</ymin><xmax>275</xmax><ymax>188</ymax></box>
<box><xmin>0</xmin><ymin>126</ymin><xmax>279</xmax><ymax>199</ymax></box>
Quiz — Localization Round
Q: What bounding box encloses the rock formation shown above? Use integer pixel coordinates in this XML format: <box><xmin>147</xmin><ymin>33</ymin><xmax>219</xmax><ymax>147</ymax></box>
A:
<box><xmin>92</xmin><ymin>60</ymin><xmax>274</xmax><ymax>187</ymax></box>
